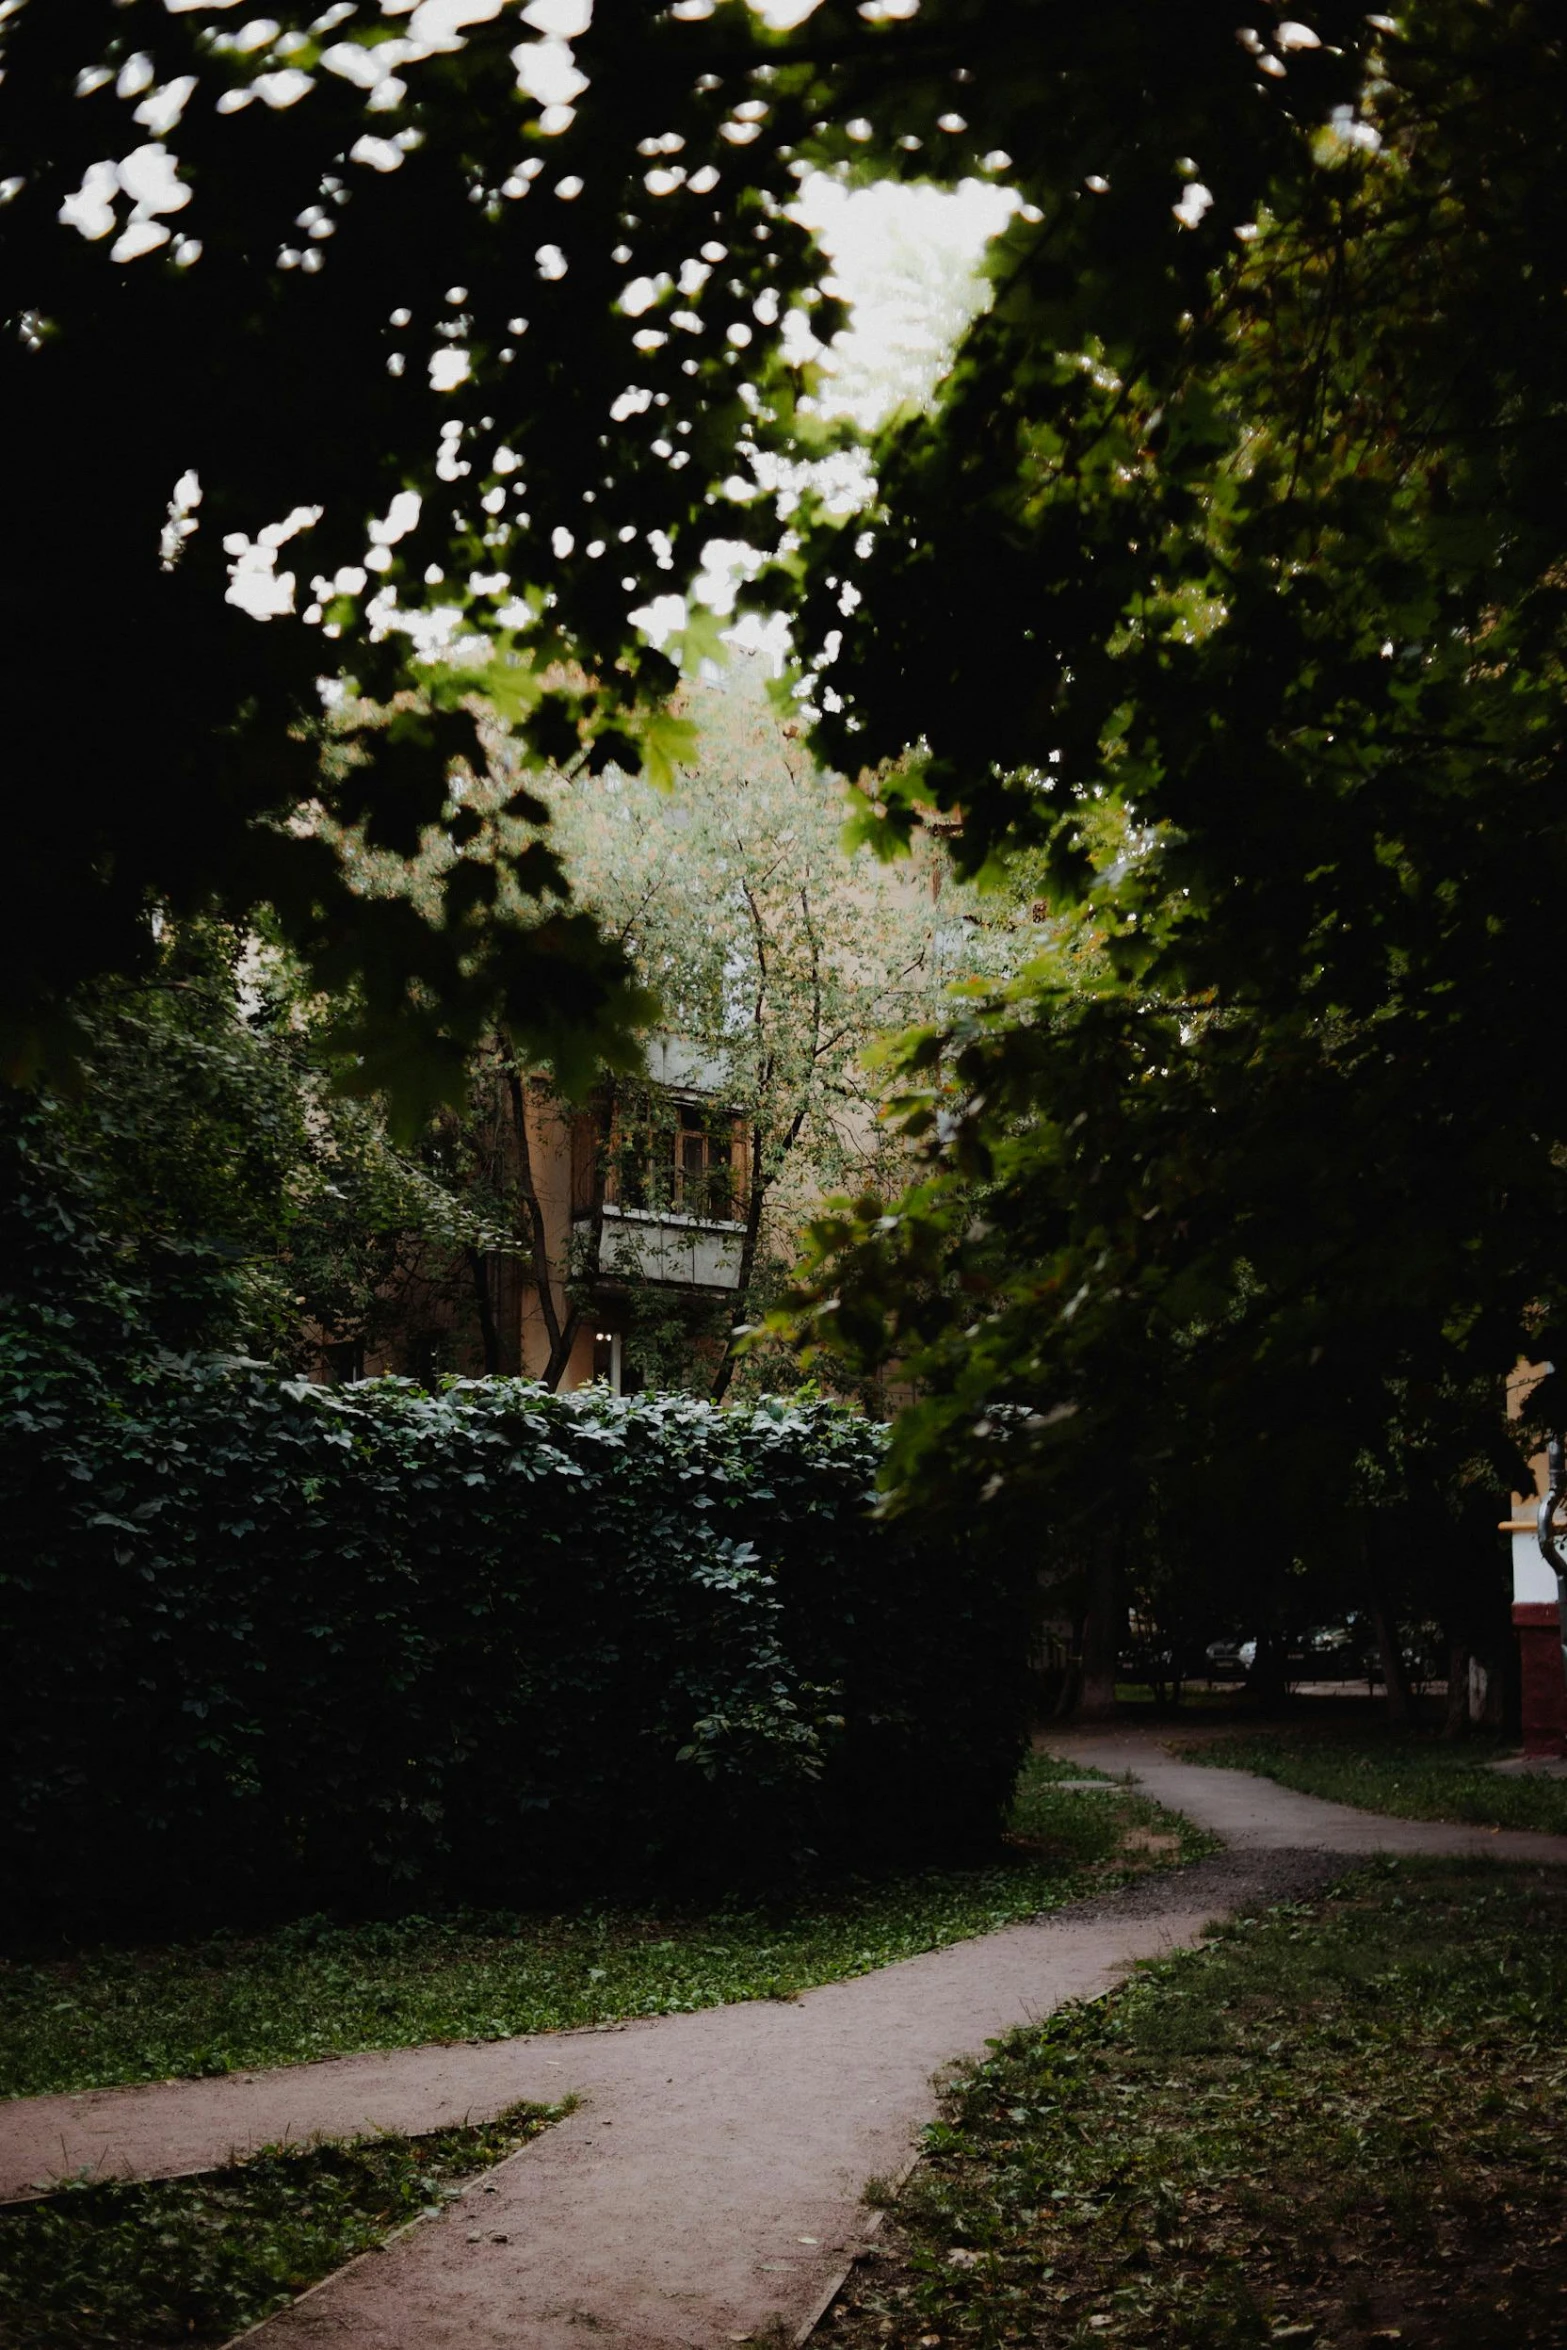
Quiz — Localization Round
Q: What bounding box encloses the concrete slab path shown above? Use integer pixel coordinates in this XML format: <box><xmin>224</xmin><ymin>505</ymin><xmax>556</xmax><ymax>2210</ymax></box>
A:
<box><xmin>5</xmin><ymin>1736</ymin><xmax>1565</xmax><ymax>2350</ymax></box>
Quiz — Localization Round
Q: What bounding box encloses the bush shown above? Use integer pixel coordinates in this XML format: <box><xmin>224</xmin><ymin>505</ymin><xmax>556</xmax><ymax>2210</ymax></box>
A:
<box><xmin>1</xmin><ymin>1371</ymin><xmax>1030</xmax><ymax>1939</ymax></box>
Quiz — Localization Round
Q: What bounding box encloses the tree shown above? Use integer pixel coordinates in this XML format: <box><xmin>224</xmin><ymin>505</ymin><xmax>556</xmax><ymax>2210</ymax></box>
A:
<box><xmin>778</xmin><ymin>3</ymin><xmax>1567</xmax><ymax>1699</ymax></box>
<box><xmin>556</xmin><ymin>658</ymin><xmax>1029</xmax><ymax>1394</ymax></box>
<box><xmin>2</xmin><ymin>0</ymin><xmax>1381</xmax><ymax>1109</ymax></box>
<box><xmin>4</xmin><ymin>0</ymin><xmax>857</xmax><ymax>1101</ymax></box>
<box><xmin>0</xmin><ymin>919</ymin><xmax>499</xmax><ymax>1402</ymax></box>
<box><xmin>327</xmin><ymin>658</ymin><xmax>1027</xmax><ymax>1397</ymax></box>
<box><xmin>14</xmin><ymin>0</ymin><xmax>1563</xmax><ymax>1637</ymax></box>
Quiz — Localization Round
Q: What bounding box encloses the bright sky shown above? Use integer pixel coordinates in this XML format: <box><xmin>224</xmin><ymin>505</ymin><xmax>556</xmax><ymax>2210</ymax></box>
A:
<box><xmin>793</xmin><ymin>172</ymin><xmax>1017</xmax><ymax>429</ymax></box>
<box><xmin>678</xmin><ymin>169</ymin><xmax>1017</xmax><ymax>665</ymax></box>
<box><xmin>216</xmin><ymin>165</ymin><xmax>1012</xmax><ymax>653</ymax></box>
<box><xmin>193</xmin><ymin>0</ymin><xmax>1017</xmax><ymax>667</ymax></box>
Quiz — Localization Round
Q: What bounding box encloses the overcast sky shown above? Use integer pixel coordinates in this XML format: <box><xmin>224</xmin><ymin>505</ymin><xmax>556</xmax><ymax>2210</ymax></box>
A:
<box><xmin>682</xmin><ymin>168</ymin><xmax>1016</xmax><ymax>664</ymax></box>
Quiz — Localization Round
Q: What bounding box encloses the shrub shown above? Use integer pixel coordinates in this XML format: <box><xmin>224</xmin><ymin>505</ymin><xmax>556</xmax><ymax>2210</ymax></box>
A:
<box><xmin>1</xmin><ymin>1371</ymin><xmax>1030</xmax><ymax>1939</ymax></box>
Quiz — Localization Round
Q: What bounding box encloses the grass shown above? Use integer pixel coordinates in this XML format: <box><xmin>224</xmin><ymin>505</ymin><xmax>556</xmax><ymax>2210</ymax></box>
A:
<box><xmin>0</xmin><ymin>1759</ymin><xmax>1210</xmax><ymax>2100</ymax></box>
<box><xmin>1113</xmin><ymin>1684</ymin><xmax>1253</xmax><ymax>1712</ymax></box>
<box><xmin>0</xmin><ymin>2099</ymin><xmax>559</xmax><ymax>2350</ymax></box>
<box><xmin>825</xmin><ymin>1860</ymin><xmax>1567</xmax><ymax>2350</ymax></box>
<box><xmin>1185</xmin><ymin>1726</ymin><xmax>1567</xmax><ymax>1836</ymax></box>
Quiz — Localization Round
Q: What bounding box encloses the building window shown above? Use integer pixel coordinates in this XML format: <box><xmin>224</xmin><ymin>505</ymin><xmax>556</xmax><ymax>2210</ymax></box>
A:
<box><xmin>675</xmin><ymin>1100</ymin><xmax>736</xmax><ymax>1221</ymax></box>
<box><xmin>606</xmin><ymin>1090</ymin><xmax>742</xmax><ymax>1222</ymax></box>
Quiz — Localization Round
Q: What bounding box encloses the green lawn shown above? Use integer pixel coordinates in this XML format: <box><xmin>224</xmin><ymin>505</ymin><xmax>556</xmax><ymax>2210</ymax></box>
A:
<box><xmin>0</xmin><ymin>1759</ymin><xmax>1208</xmax><ymax>2099</ymax></box>
<box><xmin>0</xmin><ymin>2101</ymin><xmax>559</xmax><ymax>2350</ymax></box>
<box><xmin>827</xmin><ymin>1859</ymin><xmax>1567</xmax><ymax>2350</ymax></box>
<box><xmin>1186</xmin><ymin>1727</ymin><xmax>1567</xmax><ymax>1836</ymax></box>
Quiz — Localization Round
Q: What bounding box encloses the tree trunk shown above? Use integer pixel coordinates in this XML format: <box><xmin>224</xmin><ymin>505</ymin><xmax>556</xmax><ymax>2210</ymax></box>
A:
<box><xmin>1371</xmin><ymin>1598</ymin><xmax>1414</xmax><ymax>1724</ymax></box>
<box><xmin>710</xmin><ymin>1127</ymin><xmax>768</xmax><ymax>1404</ymax></box>
<box><xmin>1361</xmin><ymin>1518</ymin><xmax>1415</xmax><ymax>1725</ymax></box>
<box><xmin>1075</xmin><ymin>1531</ymin><xmax>1125</xmax><ymax>1722</ymax></box>
<box><xmin>1246</xmin><ymin>1629</ymin><xmax>1289</xmax><ymax>1712</ymax></box>
<box><xmin>1442</xmin><ymin>1630</ymin><xmax>1470</xmax><ymax>1740</ymax></box>
<box><xmin>500</xmin><ymin>1037</ymin><xmax>583</xmax><ymax>1391</ymax></box>
<box><xmin>466</xmin><ymin>1247</ymin><xmax>502</xmax><ymax>1376</ymax></box>
<box><xmin>541</xmin><ymin>1303</ymin><xmax>582</xmax><ymax>1391</ymax></box>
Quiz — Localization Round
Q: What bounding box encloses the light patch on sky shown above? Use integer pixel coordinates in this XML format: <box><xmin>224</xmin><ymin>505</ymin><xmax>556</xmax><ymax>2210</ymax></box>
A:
<box><xmin>685</xmin><ymin>168</ymin><xmax>1016</xmax><ymax>667</ymax></box>
<box><xmin>745</xmin><ymin>0</ymin><xmax>829</xmax><ymax>25</ymax></box>
<box><xmin>151</xmin><ymin>0</ymin><xmax>1011</xmax><ymax>687</ymax></box>
<box><xmin>791</xmin><ymin>171</ymin><xmax>1017</xmax><ymax>430</ymax></box>
<box><xmin>227</xmin><ymin>137</ymin><xmax>1010</xmax><ymax>677</ymax></box>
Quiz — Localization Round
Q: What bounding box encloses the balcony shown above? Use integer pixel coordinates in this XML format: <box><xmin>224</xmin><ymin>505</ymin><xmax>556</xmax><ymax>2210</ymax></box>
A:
<box><xmin>576</xmin><ymin>1202</ymin><xmax>746</xmax><ymax>1292</ymax></box>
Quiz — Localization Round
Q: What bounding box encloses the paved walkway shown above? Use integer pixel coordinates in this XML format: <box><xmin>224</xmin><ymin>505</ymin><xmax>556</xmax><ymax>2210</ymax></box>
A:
<box><xmin>1049</xmin><ymin>1725</ymin><xmax>1567</xmax><ymax>1863</ymax></box>
<box><xmin>3</xmin><ymin>1732</ymin><xmax>1564</xmax><ymax>2350</ymax></box>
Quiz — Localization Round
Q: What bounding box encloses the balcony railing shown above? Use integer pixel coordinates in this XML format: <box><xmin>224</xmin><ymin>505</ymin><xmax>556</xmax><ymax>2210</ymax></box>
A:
<box><xmin>575</xmin><ymin>1202</ymin><xmax>746</xmax><ymax>1291</ymax></box>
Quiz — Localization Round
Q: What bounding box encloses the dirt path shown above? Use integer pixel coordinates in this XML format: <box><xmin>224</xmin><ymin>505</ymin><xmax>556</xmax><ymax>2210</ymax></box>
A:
<box><xmin>6</xmin><ymin>1740</ymin><xmax>1565</xmax><ymax>2350</ymax></box>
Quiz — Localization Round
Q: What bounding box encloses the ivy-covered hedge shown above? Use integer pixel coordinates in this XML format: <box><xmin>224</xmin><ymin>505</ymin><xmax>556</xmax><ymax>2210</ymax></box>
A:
<box><xmin>2</xmin><ymin>1372</ymin><xmax>1030</xmax><ymax>1938</ymax></box>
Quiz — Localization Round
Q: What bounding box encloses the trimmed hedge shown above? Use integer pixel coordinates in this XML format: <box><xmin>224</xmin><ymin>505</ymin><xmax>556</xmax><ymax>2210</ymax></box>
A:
<box><xmin>2</xmin><ymin>1372</ymin><xmax>1030</xmax><ymax>1938</ymax></box>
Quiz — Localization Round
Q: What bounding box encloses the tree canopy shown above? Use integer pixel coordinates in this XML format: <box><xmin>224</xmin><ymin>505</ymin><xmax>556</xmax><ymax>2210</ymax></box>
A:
<box><xmin>780</xmin><ymin>2</ymin><xmax>1567</xmax><ymax>1669</ymax></box>
<box><xmin>0</xmin><ymin>916</ymin><xmax>497</xmax><ymax>1424</ymax></box>
<box><xmin>10</xmin><ymin>0</ymin><xmax>1566</xmax><ymax>1670</ymax></box>
<box><xmin>5</xmin><ymin>0</ymin><xmax>1366</xmax><ymax>1103</ymax></box>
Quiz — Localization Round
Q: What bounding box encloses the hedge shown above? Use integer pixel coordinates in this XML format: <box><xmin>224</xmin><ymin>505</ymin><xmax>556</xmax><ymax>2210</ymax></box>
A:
<box><xmin>1</xmin><ymin>1370</ymin><xmax>1031</xmax><ymax>1938</ymax></box>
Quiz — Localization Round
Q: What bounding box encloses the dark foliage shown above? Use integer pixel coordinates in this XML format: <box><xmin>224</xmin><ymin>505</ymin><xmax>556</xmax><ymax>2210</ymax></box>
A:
<box><xmin>2</xmin><ymin>0</ymin><xmax>839</xmax><ymax>1103</ymax></box>
<box><xmin>1</xmin><ymin>0</ymin><xmax>1372</xmax><ymax>1113</ymax></box>
<box><xmin>0</xmin><ymin>1376</ymin><xmax>1030</xmax><ymax>1941</ymax></box>
<box><xmin>780</xmin><ymin>2</ymin><xmax>1567</xmax><ymax>1649</ymax></box>
<box><xmin>0</xmin><ymin>927</ymin><xmax>510</xmax><ymax>1391</ymax></box>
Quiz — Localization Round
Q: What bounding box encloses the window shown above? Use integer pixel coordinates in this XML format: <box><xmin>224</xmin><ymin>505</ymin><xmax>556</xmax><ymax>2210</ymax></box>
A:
<box><xmin>674</xmin><ymin>1099</ymin><xmax>736</xmax><ymax>1221</ymax></box>
<box><xmin>605</xmin><ymin>1089</ymin><xmax>742</xmax><ymax>1222</ymax></box>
